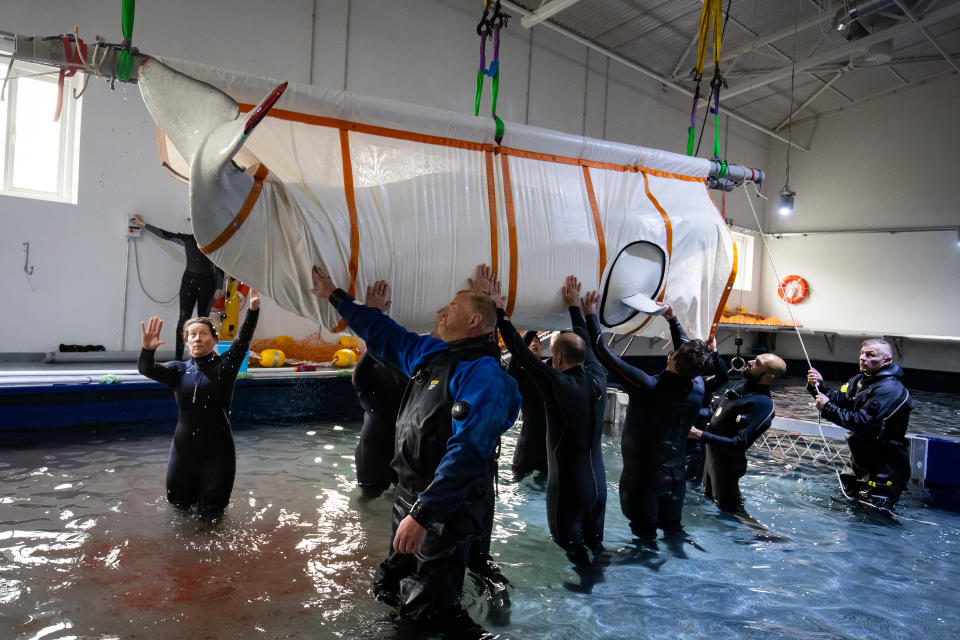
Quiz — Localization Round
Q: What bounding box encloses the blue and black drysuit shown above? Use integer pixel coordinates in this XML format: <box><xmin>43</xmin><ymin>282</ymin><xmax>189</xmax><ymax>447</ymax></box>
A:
<box><xmin>500</xmin><ymin>307</ymin><xmax>607</xmax><ymax>564</ymax></box>
<box><xmin>138</xmin><ymin>308</ymin><xmax>258</xmax><ymax>515</ymax></box>
<box><xmin>810</xmin><ymin>363</ymin><xmax>914</xmax><ymax>503</ymax></box>
<box><xmin>587</xmin><ymin>313</ymin><xmax>702</xmax><ymax>539</ymax></box>
<box><xmin>328</xmin><ymin>289</ymin><xmax>520</xmax><ymax>626</ymax></box>
<box><xmin>143</xmin><ymin>223</ymin><xmax>224</xmax><ymax>360</ymax></box>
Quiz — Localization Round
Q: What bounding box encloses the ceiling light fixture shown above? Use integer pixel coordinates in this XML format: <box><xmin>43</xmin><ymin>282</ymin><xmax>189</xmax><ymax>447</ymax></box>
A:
<box><xmin>779</xmin><ymin>1</ymin><xmax>801</xmax><ymax>216</ymax></box>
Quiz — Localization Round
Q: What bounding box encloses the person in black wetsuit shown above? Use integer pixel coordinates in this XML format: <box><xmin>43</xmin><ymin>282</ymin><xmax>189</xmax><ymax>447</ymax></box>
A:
<box><xmin>689</xmin><ymin>352</ymin><xmax>786</xmax><ymax>513</ymax></box>
<box><xmin>134</xmin><ymin>214</ymin><xmax>224</xmax><ymax>360</ymax></box>
<box><xmin>582</xmin><ymin>293</ymin><xmax>707</xmax><ymax>541</ymax></box>
<box><xmin>659</xmin><ymin>305</ymin><xmax>729</xmax><ymax>484</ymax></box>
<box><xmin>489</xmin><ymin>270</ymin><xmax>607</xmax><ymax>567</ymax></box>
<box><xmin>808</xmin><ymin>339</ymin><xmax>915</xmax><ymax>507</ymax></box>
<box><xmin>507</xmin><ymin>331</ymin><xmax>549</xmax><ymax>482</ymax></box>
<box><xmin>310</xmin><ymin>265</ymin><xmax>520</xmax><ymax>635</ymax></box>
<box><xmin>137</xmin><ymin>290</ymin><xmax>260</xmax><ymax>516</ymax></box>
<box><xmin>352</xmin><ymin>281</ymin><xmax>406</xmax><ymax>498</ymax></box>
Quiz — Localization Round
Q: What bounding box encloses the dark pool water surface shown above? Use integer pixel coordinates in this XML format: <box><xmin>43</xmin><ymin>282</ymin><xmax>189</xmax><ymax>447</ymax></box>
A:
<box><xmin>2</xmin><ymin>419</ymin><xmax>959</xmax><ymax>639</ymax></box>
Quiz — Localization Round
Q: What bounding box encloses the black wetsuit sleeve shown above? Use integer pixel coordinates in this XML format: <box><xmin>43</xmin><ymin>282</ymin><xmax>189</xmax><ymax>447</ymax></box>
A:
<box><xmin>220</xmin><ymin>308</ymin><xmax>260</xmax><ymax>379</ymax></box>
<box><xmin>585</xmin><ymin>313</ymin><xmax>656</xmax><ymax>391</ymax></box>
<box><xmin>496</xmin><ymin>309</ymin><xmax>558</xmax><ymax>391</ymax></box>
<box><xmin>506</xmin><ymin>330</ymin><xmax>537</xmax><ymax>378</ymax></box>
<box><xmin>144</xmin><ymin>223</ymin><xmax>188</xmax><ymax>247</ymax></box>
<box><xmin>668</xmin><ymin>316</ymin><xmax>688</xmax><ymax>349</ymax></box>
<box><xmin>704</xmin><ymin>351</ymin><xmax>729</xmax><ymax>394</ymax></box>
<box><xmin>820</xmin><ymin>381</ymin><xmax>901</xmax><ymax>437</ymax></box>
<box><xmin>570</xmin><ymin>307</ymin><xmax>605</xmax><ymax>383</ymax></box>
<box><xmin>700</xmin><ymin>396</ymin><xmax>775</xmax><ymax>452</ymax></box>
<box><xmin>138</xmin><ymin>348</ymin><xmax>180</xmax><ymax>388</ymax></box>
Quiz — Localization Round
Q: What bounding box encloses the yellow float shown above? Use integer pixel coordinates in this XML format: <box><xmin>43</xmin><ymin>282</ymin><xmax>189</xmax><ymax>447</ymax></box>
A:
<box><xmin>337</xmin><ymin>335</ymin><xmax>359</xmax><ymax>348</ymax></box>
<box><xmin>260</xmin><ymin>348</ymin><xmax>286</xmax><ymax>368</ymax></box>
<box><xmin>332</xmin><ymin>349</ymin><xmax>357</xmax><ymax>367</ymax></box>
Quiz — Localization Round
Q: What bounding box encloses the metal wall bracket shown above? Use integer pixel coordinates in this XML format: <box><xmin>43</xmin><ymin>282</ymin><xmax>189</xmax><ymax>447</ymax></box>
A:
<box><xmin>823</xmin><ymin>332</ymin><xmax>836</xmax><ymax>354</ymax></box>
<box><xmin>22</xmin><ymin>242</ymin><xmax>34</xmax><ymax>275</ymax></box>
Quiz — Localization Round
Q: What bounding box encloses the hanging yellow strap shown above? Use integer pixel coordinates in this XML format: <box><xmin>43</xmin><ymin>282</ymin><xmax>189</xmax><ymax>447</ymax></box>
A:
<box><xmin>694</xmin><ymin>0</ymin><xmax>724</xmax><ymax>77</ymax></box>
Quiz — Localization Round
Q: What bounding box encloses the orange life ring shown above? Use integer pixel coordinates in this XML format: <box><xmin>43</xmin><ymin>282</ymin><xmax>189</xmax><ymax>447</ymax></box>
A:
<box><xmin>778</xmin><ymin>275</ymin><xmax>809</xmax><ymax>304</ymax></box>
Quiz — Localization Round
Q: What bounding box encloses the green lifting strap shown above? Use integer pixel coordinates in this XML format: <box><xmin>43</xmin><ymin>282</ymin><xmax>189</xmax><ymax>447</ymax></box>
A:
<box><xmin>713</xmin><ymin>103</ymin><xmax>721</xmax><ymax>159</ymax></box>
<box><xmin>686</xmin><ymin>126</ymin><xmax>696</xmax><ymax>156</ymax></box>
<box><xmin>116</xmin><ymin>0</ymin><xmax>136</xmax><ymax>82</ymax></box>
<box><xmin>474</xmin><ymin>70</ymin><xmax>485</xmax><ymax>117</ymax></box>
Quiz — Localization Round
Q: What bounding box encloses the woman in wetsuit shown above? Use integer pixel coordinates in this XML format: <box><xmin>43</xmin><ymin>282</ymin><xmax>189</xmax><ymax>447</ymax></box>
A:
<box><xmin>138</xmin><ymin>290</ymin><xmax>260</xmax><ymax>515</ymax></box>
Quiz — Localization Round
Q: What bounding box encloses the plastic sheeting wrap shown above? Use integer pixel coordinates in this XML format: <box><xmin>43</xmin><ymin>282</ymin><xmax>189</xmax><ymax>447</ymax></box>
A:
<box><xmin>143</xmin><ymin>58</ymin><xmax>736</xmax><ymax>339</ymax></box>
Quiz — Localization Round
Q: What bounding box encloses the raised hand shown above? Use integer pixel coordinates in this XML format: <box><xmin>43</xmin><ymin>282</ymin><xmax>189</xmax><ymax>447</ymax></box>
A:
<box><xmin>561</xmin><ymin>275</ymin><xmax>581</xmax><ymax>308</ymax></box>
<box><xmin>141</xmin><ymin>316</ymin><xmax>165</xmax><ymax>350</ymax></box>
<box><xmin>469</xmin><ymin>263</ymin><xmax>497</xmax><ymax>296</ymax></box>
<box><xmin>248</xmin><ymin>289</ymin><xmax>261</xmax><ymax>311</ymax></box>
<box><xmin>310</xmin><ymin>265</ymin><xmax>336</xmax><ymax>299</ymax></box>
<box><xmin>658</xmin><ymin>302</ymin><xmax>675</xmax><ymax>320</ymax></box>
<box><xmin>365</xmin><ymin>280</ymin><xmax>392</xmax><ymax>314</ymax></box>
<box><xmin>581</xmin><ymin>290</ymin><xmax>601</xmax><ymax>316</ymax></box>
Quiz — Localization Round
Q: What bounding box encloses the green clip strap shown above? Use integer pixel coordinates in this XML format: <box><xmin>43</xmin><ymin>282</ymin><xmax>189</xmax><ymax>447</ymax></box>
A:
<box><xmin>493</xmin><ymin>115</ymin><xmax>504</xmax><ymax>142</ymax></box>
<box><xmin>474</xmin><ymin>70</ymin><xmax>484</xmax><ymax>117</ymax></box>
<box><xmin>713</xmin><ymin>107</ymin><xmax>721</xmax><ymax>159</ymax></box>
<box><xmin>490</xmin><ymin>69</ymin><xmax>500</xmax><ymax>115</ymax></box>
<box><xmin>116</xmin><ymin>0</ymin><xmax>136</xmax><ymax>82</ymax></box>
<box><xmin>718</xmin><ymin>161</ymin><xmax>727</xmax><ymax>179</ymax></box>
<box><xmin>686</xmin><ymin>126</ymin><xmax>696</xmax><ymax>156</ymax></box>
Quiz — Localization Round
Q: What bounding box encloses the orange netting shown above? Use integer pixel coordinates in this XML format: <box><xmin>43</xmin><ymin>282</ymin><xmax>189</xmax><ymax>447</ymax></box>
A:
<box><xmin>719</xmin><ymin>307</ymin><xmax>800</xmax><ymax>327</ymax></box>
<box><xmin>249</xmin><ymin>333</ymin><xmax>366</xmax><ymax>367</ymax></box>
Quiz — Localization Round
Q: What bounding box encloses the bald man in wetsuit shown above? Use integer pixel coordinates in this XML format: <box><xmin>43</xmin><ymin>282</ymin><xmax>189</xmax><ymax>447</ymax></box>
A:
<box><xmin>484</xmin><ymin>268</ymin><xmax>607</xmax><ymax>567</ymax></box>
<box><xmin>689</xmin><ymin>353</ymin><xmax>785</xmax><ymax>513</ymax></box>
<box><xmin>808</xmin><ymin>338</ymin><xmax>915</xmax><ymax>506</ymax></box>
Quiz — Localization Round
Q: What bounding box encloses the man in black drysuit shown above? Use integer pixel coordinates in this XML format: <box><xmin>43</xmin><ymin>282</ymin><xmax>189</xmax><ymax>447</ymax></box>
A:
<box><xmin>661</xmin><ymin>306</ymin><xmax>729</xmax><ymax>484</ymax></box>
<box><xmin>689</xmin><ymin>353</ymin><xmax>786</xmax><ymax>513</ymax></box>
<box><xmin>506</xmin><ymin>330</ymin><xmax>549</xmax><ymax>481</ymax></box>
<box><xmin>134</xmin><ymin>214</ymin><xmax>224</xmax><ymax>360</ymax></box>
<box><xmin>491</xmin><ymin>271</ymin><xmax>607</xmax><ymax>567</ymax></box>
<box><xmin>808</xmin><ymin>338</ymin><xmax>915</xmax><ymax>506</ymax></box>
<box><xmin>583</xmin><ymin>294</ymin><xmax>707</xmax><ymax>541</ymax></box>
<box><xmin>310</xmin><ymin>266</ymin><xmax>520</xmax><ymax>635</ymax></box>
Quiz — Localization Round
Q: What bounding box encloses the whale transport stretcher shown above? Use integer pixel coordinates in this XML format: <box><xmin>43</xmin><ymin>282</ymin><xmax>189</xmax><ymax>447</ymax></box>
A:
<box><xmin>7</xmin><ymin>32</ymin><xmax>765</xmax><ymax>338</ymax></box>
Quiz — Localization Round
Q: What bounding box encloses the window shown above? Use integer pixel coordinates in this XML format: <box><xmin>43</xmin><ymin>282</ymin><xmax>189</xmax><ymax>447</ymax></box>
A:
<box><xmin>729</xmin><ymin>229</ymin><xmax>755</xmax><ymax>291</ymax></box>
<box><xmin>0</xmin><ymin>59</ymin><xmax>83</xmax><ymax>203</ymax></box>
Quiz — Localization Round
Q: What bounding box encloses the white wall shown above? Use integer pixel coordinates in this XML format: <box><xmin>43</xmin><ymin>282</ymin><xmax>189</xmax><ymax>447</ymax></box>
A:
<box><xmin>748</xmin><ymin>78</ymin><xmax>960</xmax><ymax>371</ymax></box>
<box><xmin>1</xmin><ymin>0</ymin><xmax>772</xmax><ymax>355</ymax></box>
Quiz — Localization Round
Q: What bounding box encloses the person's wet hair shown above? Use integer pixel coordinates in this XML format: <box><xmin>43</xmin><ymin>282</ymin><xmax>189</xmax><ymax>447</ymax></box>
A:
<box><xmin>673</xmin><ymin>339</ymin><xmax>708</xmax><ymax>380</ymax></box>
<box><xmin>182</xmin><ymin>317</ymin><xmax>219</xmax><ymax>343</ymax></box>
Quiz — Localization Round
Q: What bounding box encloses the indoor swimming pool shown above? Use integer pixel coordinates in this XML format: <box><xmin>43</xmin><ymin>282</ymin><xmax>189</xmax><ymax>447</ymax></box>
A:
<box><xmin>2</xmin><ymin>418</ymin><xmax>959</xmax><ymax>639</ymax></box>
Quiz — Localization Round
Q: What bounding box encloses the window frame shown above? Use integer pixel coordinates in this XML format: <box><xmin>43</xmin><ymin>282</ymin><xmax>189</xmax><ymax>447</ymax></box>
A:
<box><xmin>729</xmin><ymin>228</ymin><xmax>756</xmax><ymax>292</ymax></box>
<box><xmin>0</xmin><ymin>58</ymin><xmax>83</xmax><ymax>204</ymax></box>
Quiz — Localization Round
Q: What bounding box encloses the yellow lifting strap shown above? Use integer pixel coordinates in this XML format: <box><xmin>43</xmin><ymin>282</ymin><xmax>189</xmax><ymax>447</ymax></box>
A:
<box><xmin>694</xmin><ymin>0</ymin><xmax>724</xmax><ymax>77</ymax></box>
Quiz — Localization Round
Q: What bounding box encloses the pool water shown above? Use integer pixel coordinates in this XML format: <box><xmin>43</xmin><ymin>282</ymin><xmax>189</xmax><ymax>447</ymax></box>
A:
<box><xmin>2</xmin><ymin>420</ymin><xmax>959</xmax><ymax>639</ymax></box>
<box><xmin>768</xmin><ymin>377</ymin><xmax>960</xmax><ymax>440</ymax></box>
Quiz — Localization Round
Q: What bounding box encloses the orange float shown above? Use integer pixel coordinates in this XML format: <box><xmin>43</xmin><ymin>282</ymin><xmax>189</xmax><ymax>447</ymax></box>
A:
<box><xmin>778</xmin><ymin>275</ymin><xmax>809</xmax><ymax>304</ymax></box>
